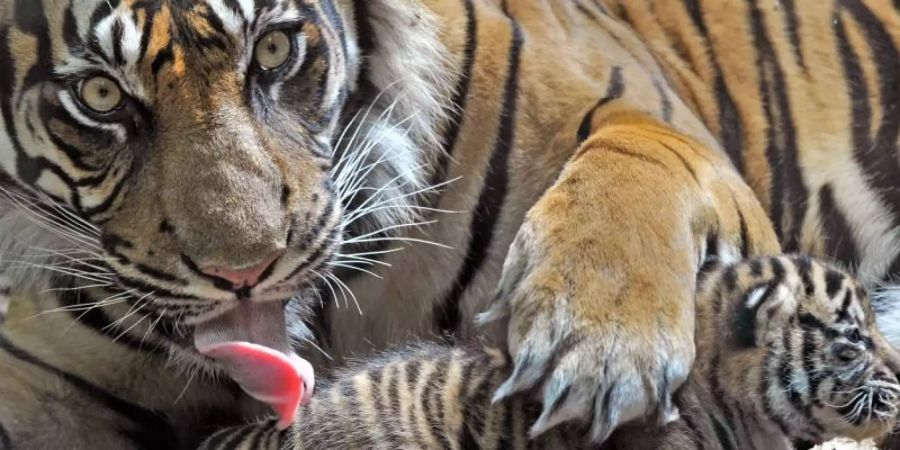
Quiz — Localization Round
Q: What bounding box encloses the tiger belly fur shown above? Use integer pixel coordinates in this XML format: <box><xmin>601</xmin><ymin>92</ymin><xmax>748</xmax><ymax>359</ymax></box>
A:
<box><xmin>199</xmin><ymin>256</ymin><xmax>900</xmax><ymax>450</ymax></box>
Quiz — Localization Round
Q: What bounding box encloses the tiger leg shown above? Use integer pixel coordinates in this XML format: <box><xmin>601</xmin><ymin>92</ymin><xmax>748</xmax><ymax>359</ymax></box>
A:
<box><xmin>481</xmin><ymin>110</ymin><xmax>780</xmax><ymax>443</ymax></box>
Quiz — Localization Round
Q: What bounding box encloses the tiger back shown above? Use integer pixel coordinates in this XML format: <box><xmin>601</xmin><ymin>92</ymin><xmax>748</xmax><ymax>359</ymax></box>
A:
<box><xmin>200</xmin><ymin>255</ymin><xmax>900</xmax><ymax>450</ymax></box>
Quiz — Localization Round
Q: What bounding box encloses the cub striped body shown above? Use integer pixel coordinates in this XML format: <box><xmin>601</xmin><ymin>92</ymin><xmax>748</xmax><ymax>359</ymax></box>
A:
<box><xmin>201</xmin><ymin>256</ymin><xmax>900</xmax><ymax>449</ymax></box>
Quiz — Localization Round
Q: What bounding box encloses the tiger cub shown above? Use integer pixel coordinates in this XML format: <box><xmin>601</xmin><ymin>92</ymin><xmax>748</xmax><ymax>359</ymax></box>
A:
<box><xmin>200</xmin><ymin>256</ymin><xmax>900</xmax><ymax>450</ymax></box>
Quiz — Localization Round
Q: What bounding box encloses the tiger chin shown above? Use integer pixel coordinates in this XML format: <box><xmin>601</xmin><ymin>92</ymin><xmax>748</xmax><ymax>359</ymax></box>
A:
<box><xmin>200</xmin><ymin>256</ymin><xmax>900</xmax><ymax>450</ymax></box>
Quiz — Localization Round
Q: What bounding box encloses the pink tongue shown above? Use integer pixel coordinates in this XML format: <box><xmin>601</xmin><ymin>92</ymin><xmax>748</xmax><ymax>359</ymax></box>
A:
<box><xmin>194</xmin><ymin>302</ymin><xmax>314</xmax><ymax>430</ymax></box>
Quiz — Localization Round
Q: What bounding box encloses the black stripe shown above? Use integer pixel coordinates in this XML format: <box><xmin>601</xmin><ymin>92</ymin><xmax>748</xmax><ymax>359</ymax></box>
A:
<box><xmin>749</xmin><ymin>258</ymin><xmax>764</xmax><ymax>277</ymax></box>
<box><xmin>0</xmin><ymin>333</ymin><xmax>176</xmax><ymax>449</ymax></box>
<box><xmin>604</xmin><ymin>146</ymin><xmax>667</xmax><ymax>168</ymax></box>
<box><xmin>246</xmin><ymin>425</ymin><xmax>274</xmax><ymax>450</ymax></box>
<box><xmin>386</xmin><ymin>363</ymin><xmax>402</xmax><ymax>444</ymax></box>
<box><xmin>657</xmin><ymin>141</ymin><xmax>700</xmax><ymax>186</ymax></box>
<box><xmin>136</xmin><ymin>3</ymin><xmax>161</xmax><ymax>64</ymax></box>
<box><xmin>0</xmin><ymin>421</ymin><xmax>11</xmax><ymax>450</ymax></box>
<box><xmin>737</xmin><ymin>207</ymin><xmax>749</xmax><ymax>258</ymax></box>
<box><xmin>759</xmin><ymin>349</ymin><xmax>794</xmax><ymax>436</ymax></box>
<box><xmin>577</xmin><ymin>66</ymin><xmax>624</xmax><ymax>143</ymax></box>
<box><xmin>133</xmin><ymin>263</ymin><xmax>188</xmax><ymax>285</ymax></box>
<box><xmin>748</xmin><ymin>0</ymin><xmax>806</xmax><ymax>251</ymax></box>
<box><xmin>837</xmin><ymin>290</ymin><xmax>854</xmax><ymax>323</ymax></box>
<box><xmin>466</xmin><ymin>370</ymin><xmax>495</xmax><ymax>439</ymax></box>
<box><xmin>62</xmin><ymin>6</ymin><xmax>85</xmax><ymax>55</ymax></box>
<box><xmin>151</xmin><ymin>45</ymin><xmax>174</xmax><ymax>76</ymax></box>
<box><xmin>572</xmin><ymin>0</ymin><xmax>601</xmax><ymax>22</ymax></box>
<box><xmin>683</xmin><ymin>0</ymin><xmax>744</xmax><ymax>173</ymax></box>
<box><xmin>403</xmin><ymin>361</ymin><xmax>431</xmax><ymax>450</ymax></box>
<box><xmin>801</xmin><ymin>328</ymin><xmax>822</xmax><ymax>407</ymax></box>
<box><xmin>16</xmin><ymin>0</ymin><xmax>53</xmax><ymax>93</ymax></box>
<box><xmin>89</xmin><ymin>0</ymin><xmax>120</xmax><ymax>30</ymax></box>
<box><xmin>422</xmin><ymin>360</ymin><xmax>452</xmax><ymax>449</ymax></box>
<box><xmin>431</xmin><ymin>0</ymin><xmax>477</xmax><ymax>191</ymax></box>
<box><xmin>709</xmin><ymin>413</ymin><xmax>735</xmax><ymax>450</ymax></box>
<box><xmin>435</xmin><ymin>16</ymin><xmax>524</xmax><ymax>334</ymax></box>
<box><xmin>770</xmin><ymin>256</ymin><xmax>786</xmax><ymax>284</ymax></box>
<box><xmin>839</xmin><ymin>0</ymin><xmax>900</xmax><ymax>228</ymax></box>
<box><xmin>111</xmin><ymin>19</ymin><xmax>125</xmax><ymax>65</ymax></box>
<box><xmin>780</xmin><ymin>0</ymin><xmax>806</xmax><ymax>70</ymax></box>
<box><xmin>38</xmin><ymin>103</ymin><xmax>106</xmax><ymax>172</ymax></box>
<box><xmin>825</xmin><ymin>268</ymin><xmax>844</xmax><ymax>299</ymax></box>
<box><xmin>319</xmin><ymin>0</ymin><xmax>348</xmax><ymax>57</ymax></box>
<box><xmin>818</xmin><ymin>184</ymin><xmax>859</xmax><ymax>268</ymax></box>
<box><xmin>654</xmin><ymin>79</ymin><xmax>674</xmax><ymax>122</ymax></box>
<box><xmin>498</xmin><ymin>398</ymin><xmax>514</xmax><ymax>450</ymax></box>
<box><xmin>733</xmin><ymin>282</ymin><xmax>775</xmax><ymax>347</ymax></box>
<box><xmin>677</xmin><ymin>396</ymin><xmax>707</xmax><ymax>449</ymax></box>
<box><xmin>794</xmin><ymin>255</ymin><xmax>814</xmax><ymax>297</ymax></box>
<box><xmin>778</xmin><ymin>327</ymin><xmax>816</xmax><ymax>426</ymax></box>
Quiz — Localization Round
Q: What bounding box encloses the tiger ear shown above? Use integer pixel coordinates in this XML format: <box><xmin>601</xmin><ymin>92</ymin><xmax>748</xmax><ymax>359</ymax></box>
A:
<box><xmin>731</xmin><ymin>282</ymin><xmax>795</xmax><ymax>348</ymax></box>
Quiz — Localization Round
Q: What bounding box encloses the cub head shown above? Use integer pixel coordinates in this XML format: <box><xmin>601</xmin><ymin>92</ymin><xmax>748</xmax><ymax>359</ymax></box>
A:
<box><xmin>0</xmin><ymin>0</ymin><xmax>453</xmax><ymax>418</ymax></box>
<box><xmin>702</xmin><ymin>256</ymin><xmax>900</xmax><ymax>443</ymax></box>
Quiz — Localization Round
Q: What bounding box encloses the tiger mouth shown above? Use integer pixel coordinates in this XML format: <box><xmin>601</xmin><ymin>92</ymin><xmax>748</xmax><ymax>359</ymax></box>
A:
<box><xmin>193</xmin><ymin>300</ymin><xmax>315</xmax><ymax>430</ymax></box>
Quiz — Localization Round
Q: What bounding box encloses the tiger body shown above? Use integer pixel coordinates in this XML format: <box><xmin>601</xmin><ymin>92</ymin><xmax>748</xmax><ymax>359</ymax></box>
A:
<box><xmin>200</xmin><ymin>256</ymin><xmax>900</xmax><ymax>450</ymax></box>
<box><xmin>0</xmin><ymin>0</ymin><xmax>898</xmax><ymax>449</ymax></box>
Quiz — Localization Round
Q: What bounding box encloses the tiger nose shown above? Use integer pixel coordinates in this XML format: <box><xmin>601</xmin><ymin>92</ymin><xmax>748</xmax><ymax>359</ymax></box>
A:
<box><xmin>201</xmin><ymin>252</ymin><xmax>283</xmax><ymax>288</ymax></box>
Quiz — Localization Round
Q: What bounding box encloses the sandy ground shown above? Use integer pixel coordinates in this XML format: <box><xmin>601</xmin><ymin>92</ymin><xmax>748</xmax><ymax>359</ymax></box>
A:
<box><xmin>815</xmin><ymin>438</ymin><xmax>879</xmax><ymax>449</ymax></box>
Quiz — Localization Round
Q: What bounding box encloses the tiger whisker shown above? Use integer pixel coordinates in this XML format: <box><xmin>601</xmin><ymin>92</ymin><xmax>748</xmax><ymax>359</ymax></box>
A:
<box><xmin>113</xmin><ymin>311</ymin><xmax>152</xmax><ymax>344</ymax></box>
<box><xmin>312</xmin><ymin>270</ymin><xmax>341</xmax><ymax>310</ymax></box>
<box><xmin>327</xmin><ymin>262</ymin><xmax>384</xmax><ymax>280</ymax></box>
<box><xmin>342</xmin><ymin>176</ymin><xmax>461</xmax><ymax>229</ymax></box>
<box><xmin>337</xmin><ymin>247</ymin><xmax>404</xmax><ymax>259</ymax></box>
<box><xmin>343</xmin><ymin>236</ymin><xmax>453</xmax><ymax>249</ymax></box>
<box><xmin>105</xmin><ymin>291</ymin><xmax>155</xmax><ymax>333</ymax></box>
<box><xmin>334</xmin><ymin>254</ymin><xmax>392</xmax><ymax>268</ymax></box>
<box><xmin>327</xmin><ymin>272</ymin><xmax>361</xmax><ymax>315</ymax></box>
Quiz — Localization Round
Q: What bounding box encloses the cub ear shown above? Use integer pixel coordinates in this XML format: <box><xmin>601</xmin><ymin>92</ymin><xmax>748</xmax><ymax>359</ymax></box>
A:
<box><xmin>731</xmin><ymin>282</ymin><xmax>795</xmax><ymax>348</ymax></box>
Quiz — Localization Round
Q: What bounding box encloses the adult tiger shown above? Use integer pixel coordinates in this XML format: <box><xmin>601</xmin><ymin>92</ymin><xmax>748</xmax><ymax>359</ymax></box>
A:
<box><xmin>0</xmin><ymin>0</ymin><xmax>897</xmax><ymax>449</ymax></box>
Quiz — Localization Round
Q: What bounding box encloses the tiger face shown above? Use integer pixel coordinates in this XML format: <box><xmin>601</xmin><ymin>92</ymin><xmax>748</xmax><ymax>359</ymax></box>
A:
<box><xmin>0</xmin><ymin>0</ymin><xmax>453</xmax><ymax>422</ymax></box>
<box><xmin>0</xmin><ymin>0</ymin><xmax>361</xmax><ymax>319</ymax></box>
<box><xmin>711</xmin><ymin>257</ymin><xmax>900</xmax><ymax>442</ymax></box>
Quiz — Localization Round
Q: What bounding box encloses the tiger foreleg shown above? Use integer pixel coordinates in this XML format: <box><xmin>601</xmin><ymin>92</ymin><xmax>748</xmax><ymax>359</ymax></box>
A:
<box><xmin>480</xmin><ymin>111</ymin><xmax>780</xmax><ymax>443</ymax></box>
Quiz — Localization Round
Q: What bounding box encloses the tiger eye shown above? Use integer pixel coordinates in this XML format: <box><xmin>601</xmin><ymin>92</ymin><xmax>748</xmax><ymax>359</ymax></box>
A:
<box><xmin>80</xmin><ymin>76</ymin><xmax>122</xmax><ymax>113</ymax></box>
<box><xmin>254</xmin><ymin>30</ymin><xmax>292</xmax><ymax>70</ymax></box>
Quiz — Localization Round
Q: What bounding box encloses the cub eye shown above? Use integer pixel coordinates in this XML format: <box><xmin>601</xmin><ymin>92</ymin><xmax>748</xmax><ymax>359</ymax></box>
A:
<box><xmin>79</xmin><ymin>76</ymin><xmax>123</xmax><ymax>113</ymax></box>
<box><xmin>254</xmin><ymin>30</ymin><xmax>292</xmax><ymax>70</ymax></box>
<box><xmin>846</xmin><ymin>329</ymin><xmax>862</xmax><ymax>343</ymax></box>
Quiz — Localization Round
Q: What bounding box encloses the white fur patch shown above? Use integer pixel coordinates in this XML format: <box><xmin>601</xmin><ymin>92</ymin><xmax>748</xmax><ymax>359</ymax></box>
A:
<box><xmin>874</xmin><ymin>284</ymin><xmax>900</xmax><ymax>348</ymax></box>
<box><xmin>745</xmin><ymin>285</ymin><xmax>770</xmax><ymax>309</ymax></box>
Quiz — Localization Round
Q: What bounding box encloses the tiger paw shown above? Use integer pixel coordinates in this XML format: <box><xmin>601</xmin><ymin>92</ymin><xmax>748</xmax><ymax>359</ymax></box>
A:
<box><xmin>479</xmin><ymin>221</ymin><xmax>694</xmax><ymax>443</ymax></box>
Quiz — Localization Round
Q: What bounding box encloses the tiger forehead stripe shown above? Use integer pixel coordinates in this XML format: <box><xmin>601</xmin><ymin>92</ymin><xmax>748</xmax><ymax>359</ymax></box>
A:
<box><xmin>145</xmin><ymin>4</ymin><xmax>172</xmax><ymax>66</ymax></box>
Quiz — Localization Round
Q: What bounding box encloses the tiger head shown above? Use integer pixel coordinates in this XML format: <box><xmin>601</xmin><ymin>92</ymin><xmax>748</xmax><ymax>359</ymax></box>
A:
<box><xmin>0</xmin><ymin>0</ymin><xmax>453</xmax><ymax>422</ymax></box>
<box><xmin>701</xmin><ymin>256</ymin><xmax>900</xmax><ymax>443</ymax></box>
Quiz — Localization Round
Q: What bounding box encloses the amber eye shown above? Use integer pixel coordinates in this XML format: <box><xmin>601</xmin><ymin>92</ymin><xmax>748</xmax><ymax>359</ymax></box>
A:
<box><xmin>254</xmin><ymin>30</ymin><xmax>292</xmax><ymax>70</ymax></box>
<box><xmin>79</xmin><ymin>76</ymin><xmax>123</xmax><ymax>113</ymax></box>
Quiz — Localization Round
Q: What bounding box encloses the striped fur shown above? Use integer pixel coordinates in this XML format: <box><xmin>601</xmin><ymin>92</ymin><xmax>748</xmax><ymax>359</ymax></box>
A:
<box><xmin>201</xmin><ymin>256</ymin><xmax>900</xmax><ymax>450</ymax></box>
<box><xmin>0</xmin><ymin>0</ymin><xmax>898</xmax><ymax>448</ymax></box>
